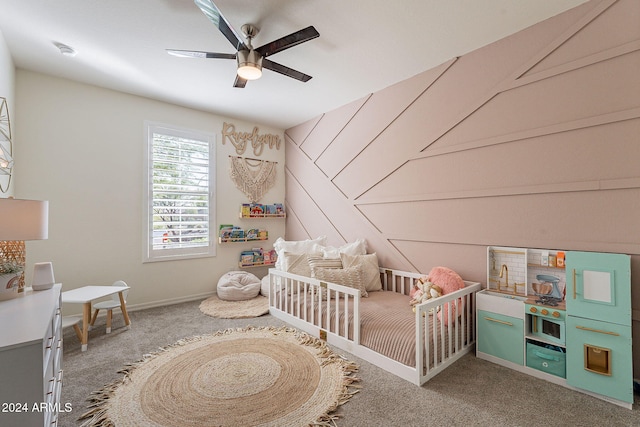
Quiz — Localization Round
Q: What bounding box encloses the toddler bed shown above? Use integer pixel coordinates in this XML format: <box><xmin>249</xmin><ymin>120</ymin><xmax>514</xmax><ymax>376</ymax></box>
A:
<box><xmin>268</xmin><ymin>266</ymin><xmax>481</xmax><ymax>385</ymax></box>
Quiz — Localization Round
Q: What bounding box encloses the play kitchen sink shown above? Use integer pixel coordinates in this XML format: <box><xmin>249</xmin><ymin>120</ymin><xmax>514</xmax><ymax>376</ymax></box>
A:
<box><xmin>477</xmin><ymin>289</ymin><xmax>525</xmax><ymax>318</ymax></box>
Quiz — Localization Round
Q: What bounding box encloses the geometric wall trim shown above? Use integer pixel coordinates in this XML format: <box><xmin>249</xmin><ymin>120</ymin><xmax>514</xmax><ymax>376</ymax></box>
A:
<box><xmin>285</xmin><ymin>0</ymin><xmax>640</xmax><ymax>289</ymax></box>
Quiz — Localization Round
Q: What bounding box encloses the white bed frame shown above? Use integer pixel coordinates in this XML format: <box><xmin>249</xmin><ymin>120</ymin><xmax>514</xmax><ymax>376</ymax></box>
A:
<box><xmin>268</xmin><ymin>267</ymin><xmax>482</xmax><ymax>385</ymax></box>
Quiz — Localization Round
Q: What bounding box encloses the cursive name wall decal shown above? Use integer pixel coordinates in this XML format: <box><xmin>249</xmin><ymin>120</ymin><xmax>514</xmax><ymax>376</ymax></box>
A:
<box><xmin>221</xmin><ymin>122</ymin><xmax>281</xmax><ymax>157</ymax></box>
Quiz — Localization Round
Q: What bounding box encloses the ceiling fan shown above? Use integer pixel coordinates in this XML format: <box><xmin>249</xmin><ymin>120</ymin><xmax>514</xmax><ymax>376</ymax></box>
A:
<box><xmin>167</xmin><ymin>0</ymin><xmax>320</xmax><ymax>88</ymax></box>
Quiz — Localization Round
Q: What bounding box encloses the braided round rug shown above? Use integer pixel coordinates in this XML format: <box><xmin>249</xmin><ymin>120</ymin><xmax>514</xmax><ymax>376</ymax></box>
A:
<box><xmin>199</xmin><ymin>294</ymin><xmax>269</xmax><ymax>318</ymax></box>
<box><xmin>79</xmin><ymin>327</ymin><xmax>360</xmax><ymax>427</ymax></box>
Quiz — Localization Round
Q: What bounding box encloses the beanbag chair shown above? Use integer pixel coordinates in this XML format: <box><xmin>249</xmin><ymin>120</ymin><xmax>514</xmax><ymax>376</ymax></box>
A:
<box><xmin>260</xmin><ymin>275</ymin><xmax>270</xmax><ymax>297</ymax></box>
<box><xmin>217</xmin><ymin>271</ymin><xmax>261</xmax><ymax>301</ymax></box>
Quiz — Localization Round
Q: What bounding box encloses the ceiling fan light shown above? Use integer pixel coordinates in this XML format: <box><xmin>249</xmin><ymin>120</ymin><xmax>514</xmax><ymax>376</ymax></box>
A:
<box><xmin>237</xmin><ymin>49</ymin><xmax>263</xmax><ymax>80</ymax></box>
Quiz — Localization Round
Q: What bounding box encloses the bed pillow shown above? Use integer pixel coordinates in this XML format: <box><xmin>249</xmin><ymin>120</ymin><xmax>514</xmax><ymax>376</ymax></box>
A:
<box><xmin>321</xmin><ymin>239</ymin><xmax>367</xmax><ymax>259</ymax></box>
<box><xmin>311</xmin><ymin>265</ymin><xmax>367</xmax><ymax>298</ymax></box>
<box><xmin>429</xmin><ymin>267</ymin><xmax>465</xmax><ymax>295</ymax></box>
<box><xmin>282</xmin><ymin>251</ymin><xmax>321</xmax><ymax>277</ymax></box>
<box><xmin>340</xmin><ymin>252</ymin><xmax>382</xmax><ymax>292</ymax></box>
<box><xmin>306</xmin><ymin>255</ymin><xmax>343</xmax><ymax>271</ymax></box>
<box><xmin>428</xmin><ymin>266</ymin><xmax>465</xmax><ymax>325</ymax></box>
<box><xmin>272</xmin><ymin>236</ymin><xmax>327</xmax><ymax>270</ymax></box>
<box><xmin>270</xmin><ymin>252</ymin><xmax>324</xmax><ymax>295</ymax></box>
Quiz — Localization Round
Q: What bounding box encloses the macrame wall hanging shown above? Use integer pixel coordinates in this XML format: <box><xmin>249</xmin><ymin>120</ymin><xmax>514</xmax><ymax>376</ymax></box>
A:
<box><xmin>0</xmin><ymin>97</ymin><xmax>13</xmax><ymax>193</ymax></box>
<box><xmin>229</xmin><ymin>156</ymin><xmax>277</xmax><ymax>203</ymax></box>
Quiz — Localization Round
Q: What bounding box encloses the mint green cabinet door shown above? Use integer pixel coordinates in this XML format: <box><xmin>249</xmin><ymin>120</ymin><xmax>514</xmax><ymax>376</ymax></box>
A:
<box><xmin>477</xmin><ymin>310</ymin><xmax>524</xmax><ymax>365</ymax></box>
<box><xmin>565</xmin><ymin>251</ymin><xmax>631</xmax><ymax>326</ymax></box>
<box><xmin>566</xmin><ymin>316</ymin><xmax>633</xmax><ymax>404</ymax></box>
<box><xmin>566</xmin><ymin>251</ymin><xmax>632</xmax><ymax>404</ymax></box>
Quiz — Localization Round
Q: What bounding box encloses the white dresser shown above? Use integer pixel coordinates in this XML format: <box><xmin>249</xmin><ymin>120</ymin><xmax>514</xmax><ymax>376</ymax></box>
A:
<box><xmin>0</xmin><ymin>284</ymin><xmax>63</xmax><ymax>426</ymax></box>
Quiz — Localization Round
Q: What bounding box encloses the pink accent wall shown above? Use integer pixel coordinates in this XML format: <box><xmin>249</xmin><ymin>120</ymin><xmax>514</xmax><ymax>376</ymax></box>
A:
<box><xmin>285</xmin><ymin>0</ymin><xmax>640</xmax><ymax>368</ymax></box>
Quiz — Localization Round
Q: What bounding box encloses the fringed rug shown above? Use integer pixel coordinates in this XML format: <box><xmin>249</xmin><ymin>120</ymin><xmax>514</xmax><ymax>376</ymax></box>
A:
<box><xmin>79</xmin><ymin>326</ymin><xmax>360</xmax><ymax>427</ymax></box>
<box><xmin>199</xmin><ymin>294</ymin><xmax>269</xmax><ymax>318</ymax></box>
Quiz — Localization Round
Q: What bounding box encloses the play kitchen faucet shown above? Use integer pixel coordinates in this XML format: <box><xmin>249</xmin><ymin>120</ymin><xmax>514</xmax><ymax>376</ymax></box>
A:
<box><xmin>499</xmin><ymin>264</ymin><xmax>509</xmax><ymax>292</ymax></box>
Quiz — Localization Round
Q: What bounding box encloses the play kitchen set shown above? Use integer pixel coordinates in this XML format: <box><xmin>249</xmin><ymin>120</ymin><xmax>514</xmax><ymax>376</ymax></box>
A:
<box><xmin>477</xmin><ymin>246</ymin><xmax>633</xmax><ymax>408</ymax></box>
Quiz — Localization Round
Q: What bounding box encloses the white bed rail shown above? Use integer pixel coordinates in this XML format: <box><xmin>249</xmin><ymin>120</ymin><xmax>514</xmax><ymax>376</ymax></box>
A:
<box><xmin>415</xmin><ymin>280</ymin><xmax>481</xmax><ymax>383</ymax></box>
<box><xmin>269</xmin><ymin>269</ymin><xmax>360</xmax><ymax>344</ymax></box>
<box><xmin>379</xmin><ymin>268</ymin><xmax>424</xmax><ymax>294</ymax></box>
<box><xmin>268</xmin><ymin>267</ymin><xmax>481</xmax><ymax>386</ymax></box>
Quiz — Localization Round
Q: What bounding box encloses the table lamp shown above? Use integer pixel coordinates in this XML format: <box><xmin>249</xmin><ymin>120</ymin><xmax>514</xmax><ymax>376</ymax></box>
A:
<box><xmin>0</xmin><ymin>198</ymin><xmax>49</xmax><ymax>293</ymax></box>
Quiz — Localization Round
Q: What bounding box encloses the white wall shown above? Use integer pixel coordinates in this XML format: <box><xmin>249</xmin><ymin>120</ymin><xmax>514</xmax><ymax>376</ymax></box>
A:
<box><xmin>0</xmin><ymin>29</ymin><xmax>15</xmax><ymax>197</ymax></box>
<box><xmin>14</xmin><ymin>70</ymin><xmax>285</xmax><ymax>315</ymax></box>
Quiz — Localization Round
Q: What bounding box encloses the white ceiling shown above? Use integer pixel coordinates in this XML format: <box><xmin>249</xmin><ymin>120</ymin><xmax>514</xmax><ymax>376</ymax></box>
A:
<box><xmin>0</xmin><ymin>0</ymin><xmax>587</xmax><ymax>129</ymax></box>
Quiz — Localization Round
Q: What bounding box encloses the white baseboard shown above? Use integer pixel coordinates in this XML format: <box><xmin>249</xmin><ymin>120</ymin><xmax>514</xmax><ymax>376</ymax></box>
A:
<box><xmin>124</xmin><ymin>291</ymin><xmax>215</xmax><ymax>313</ymax></box>
<box><xmin>65</xmin><ymin>291</ymin><xmax>216</xmax><ymax>319</ymax></box>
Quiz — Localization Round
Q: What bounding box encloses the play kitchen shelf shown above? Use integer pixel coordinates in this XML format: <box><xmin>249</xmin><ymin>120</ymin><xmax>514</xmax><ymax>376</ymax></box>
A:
<box><xmin>478</xmin><ymin>246</ymin><xmax>632</xmax><ymax>409</ymax></box>
<box><xmin>487</xmin><ymin>246</ymin><xmax>567</xmax><ymax>298</ymax></box>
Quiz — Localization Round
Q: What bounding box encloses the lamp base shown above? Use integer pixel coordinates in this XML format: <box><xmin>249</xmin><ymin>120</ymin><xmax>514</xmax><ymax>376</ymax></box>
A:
<box><xmin>0</xmin><ymin>240</ymin><xmax>25</xmax><ymax>291</ymax></box>
<box><xmin>32</xmin><ymin>282</ymin><xmax>54</xmax><ymax>291</ymax></box>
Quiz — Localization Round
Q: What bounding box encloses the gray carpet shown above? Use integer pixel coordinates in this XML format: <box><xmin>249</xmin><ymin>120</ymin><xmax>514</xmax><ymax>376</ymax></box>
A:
<box><xmin>59</xmin><ymin>299</ymin><xmax>640</xmax><ymax>427</ymax></box>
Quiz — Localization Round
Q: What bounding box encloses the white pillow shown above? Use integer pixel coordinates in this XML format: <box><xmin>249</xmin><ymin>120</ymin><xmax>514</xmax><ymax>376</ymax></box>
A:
<box><xmin>273</xmin><ymin>236</ymin><xmax>327</xmax><ymax>270</ymax></box>
<box><xmin>340</xmin><ymin>252</ymin><xmax>382</xmax><ymax>292</ymax></box>
<box><xmin>321</xmin><ymin>239</ymin><xmax>367</xmax><ymax>259</ymax></box>
<box><xmin>282</xmin><ymin>251</ymin><xmax>321</xmax><ymax>277</ymax></box>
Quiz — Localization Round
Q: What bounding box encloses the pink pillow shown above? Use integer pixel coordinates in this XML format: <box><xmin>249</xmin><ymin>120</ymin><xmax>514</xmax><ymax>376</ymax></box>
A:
<box><xmin>428</xmin><ymin>267</ymin><xmax>465</xmax><ymax>295</ymax></box>
<box><xmin>428</xmin><ymin>267</ymin><xmax>465</xmax><ymax>325</ymax></box>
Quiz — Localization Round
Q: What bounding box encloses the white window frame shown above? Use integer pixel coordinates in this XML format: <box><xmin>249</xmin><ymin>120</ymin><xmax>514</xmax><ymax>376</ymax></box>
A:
<box><xmin>143</xmin><ymin>121</ymin><xmax>216</xmax><ymax>262</ymax></box>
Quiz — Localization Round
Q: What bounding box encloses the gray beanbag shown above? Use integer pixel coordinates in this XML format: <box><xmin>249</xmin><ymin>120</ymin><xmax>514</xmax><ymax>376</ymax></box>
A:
<box><xmin>217</xmin><ymin>271</ymin><xmax>261</xmax><ymax>301</ymax></box>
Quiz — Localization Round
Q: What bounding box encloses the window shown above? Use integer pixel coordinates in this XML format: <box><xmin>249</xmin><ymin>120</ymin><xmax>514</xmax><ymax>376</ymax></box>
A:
<box><xmin>143</xmin><ymin>122</ymin><xmax>215</xmax><ymax>262</ymax></box>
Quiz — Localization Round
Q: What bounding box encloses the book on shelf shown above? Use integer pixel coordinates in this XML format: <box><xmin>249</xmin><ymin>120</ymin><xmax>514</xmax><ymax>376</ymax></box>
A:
<box><xmin>219</xmin><ymin>224</ymin><xmax>245</xmax><ymax>241</ymax></box>
<box><xmin>239</xmin><ymin>248</ymin><xmax>277</xmax><ymax>266</ymax></box>
<box><xmin>219</xmin><ymin>225</ymin><xmax>268</xmax><ymax>242</ymax></box>
<box><xmin>240</xmin><ymin>203</ymin><xmax>285</xmax><ymax>218</ymax></box>
<box><xmin>246</xmin><ymin>228</ymin><xmax>268</xmax><ymax>241</ymax></box>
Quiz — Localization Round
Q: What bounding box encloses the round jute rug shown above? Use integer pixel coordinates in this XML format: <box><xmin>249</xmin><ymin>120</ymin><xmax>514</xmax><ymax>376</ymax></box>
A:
<box><xmin>199</xmin><ymin>294</ymin><xmax>269</xmax><ymax>318</ymax></box>
<box><xmin>79</xmin><ymin>327</ymin><xmax>360</xmax><ymax>427</ymax></box>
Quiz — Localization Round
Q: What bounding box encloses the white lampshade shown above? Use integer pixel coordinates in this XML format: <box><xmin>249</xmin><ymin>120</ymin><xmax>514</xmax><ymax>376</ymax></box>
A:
<box><xmin>0</xmin><ymin>198</ymin><xmax>48</xmax><ymax>240</ymax></box>
<box><xmin>32</xmin><ymin>261</ymin><xmax>55</xmax><ymax>291</ymax></box>
<box><xmin>237</xmin><ymin>49</ymin><xmax>263</xmax><ymax>80</ymax></box>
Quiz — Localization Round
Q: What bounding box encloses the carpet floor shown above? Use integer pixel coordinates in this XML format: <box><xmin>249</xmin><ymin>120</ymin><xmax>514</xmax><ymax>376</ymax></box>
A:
<box><xmin>59</xmin><ymin>299</ymin><xmax>640</xmax><ymax>427</ymax></box>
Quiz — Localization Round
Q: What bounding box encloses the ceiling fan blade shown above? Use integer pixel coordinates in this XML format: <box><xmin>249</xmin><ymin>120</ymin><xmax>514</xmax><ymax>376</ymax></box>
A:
<box><xmin>233</xmin><ymin>75</ymin><xmax>248</xmax><ymax>88</ymax></box>
<box><xmin>167</xmin><ymin>49</ymin><xmax>236</xmax><ymax>60</ymax></box>
<box><xmin>256</xmin><ymin>26</ymin><xmax>319</xmax><ymax>57</ymax></box>
<box><xmin>194</xmin><ymin>0</ymin><xmax>246</xmax><ymax>51</ymax></box>
<box><xmin>263</xmin><ymin>59</ymin><xmax>312</xmax><ymax>82</ymax></box>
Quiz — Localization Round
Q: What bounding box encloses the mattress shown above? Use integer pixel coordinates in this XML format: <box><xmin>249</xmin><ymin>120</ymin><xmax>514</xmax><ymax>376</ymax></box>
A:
<box><xmin>292</xmin><ymin>290</ymin><xmax>461</xmax><ymax>368</ymax></box>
